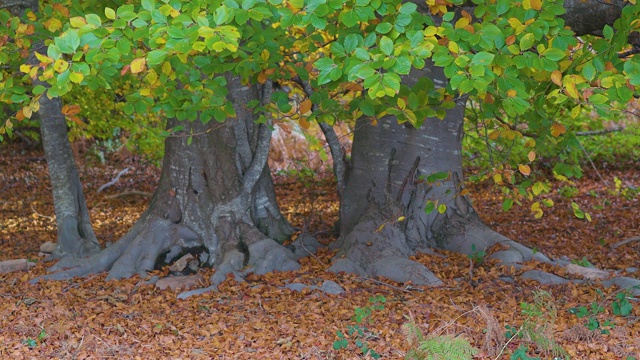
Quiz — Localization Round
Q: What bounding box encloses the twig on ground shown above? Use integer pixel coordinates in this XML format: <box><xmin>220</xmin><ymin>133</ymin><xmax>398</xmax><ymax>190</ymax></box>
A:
<box><xmin>363</xmin><ymin>277</ymin><xmax>417</xmax><ymax>292</ymax></box>
<box><xmin>105</xmin><ymin>190</ymin><xmax>152</xmax><ymax>199</ymax></box>
<box><xmin>62</xmin><ymin>274</ymin><xmax>98</xmax><ymax>293</ymax></box>
<box><xmin>611</xmin><ymin>236</ymin><xmax>640</xmax><ymax>249</ymax></box>
<box><xmin>30</xmin><ymin>204</ymin><xmax>54</xmax><ymax>221</ymax></box>
<box><xmin>97</xmin><ymin>167</ymin><xmax>130</xmax><ymax>193</ymax></box>
<box><xmin>299</xmin><ymin>234</ymin><xmax>324</xmax><ymax>266</ymax></box>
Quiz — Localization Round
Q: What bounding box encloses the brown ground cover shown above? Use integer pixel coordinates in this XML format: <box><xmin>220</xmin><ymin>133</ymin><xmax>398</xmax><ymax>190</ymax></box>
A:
<box><xmin>0</xmin><ymin>143</ymin><xmax>638</xmax><ymax>359</ymax></box>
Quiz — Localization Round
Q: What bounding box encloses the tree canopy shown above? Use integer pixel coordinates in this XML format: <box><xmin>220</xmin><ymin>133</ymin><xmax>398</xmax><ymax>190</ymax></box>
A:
<box><xmin>2</xmin><ymin>0</ymin><xmax>639</xmax><ymax>199</ymax></box>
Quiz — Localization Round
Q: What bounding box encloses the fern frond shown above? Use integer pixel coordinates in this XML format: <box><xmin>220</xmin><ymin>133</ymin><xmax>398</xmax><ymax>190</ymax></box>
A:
<box><xmin>416</xmin><ymin>334</ymin><xmax>478</xmax><ymax>360</ymax></box>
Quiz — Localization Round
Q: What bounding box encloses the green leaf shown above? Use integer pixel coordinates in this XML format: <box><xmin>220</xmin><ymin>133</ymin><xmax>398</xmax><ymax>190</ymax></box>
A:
<box><xmin>471</xmin><ymin>52</ymin><xmax>495</xmax><ymax>65</ymax></box>
<box><xmin>339</xmin><ymin>8</ymin><xmax>359</xmax><ymax>27</ymax></box>
<box><xmin>496</xmin><ymin>0</ymin><xmax>509</xmax><ymax>15</ymax></box>
<box><xmin>424</xmin><ymin>201</ymin><xmax>436</xmax><ymax>214</ymax></box>
<box><xmin>542</xmin><ymin>48</ymin><xmax>566</xmax><ymax>61</ymax></box>
<box><xmin>375</xmin><ymin>22</ymin><xmax>392</xmax><ymax>34</ymax></box>
<box><xmin>147</xmin><ymin>50</ymin><xmax>168</xmax><ymax>67</ymax></box>
<box><xmin>399</xmin><ymin>2</ymin><xmax>417</xmax><ymax>14</ymax></box>
<box><xmin>426</xmin><ymin>172</ymin><xmax>449</xmax><ymax>182</ymax></box>
<box><xmin>379</xmin><ymin>36</ymin><xmax>393</xmax><ymax>56</ymax></box>
<box><xmin>360</xmin><ymin>99</ymin><xmax>375</xmax><ymax>116</ymax></box>
<box><xmin>502</xmin><ymin>198</ymin><xmax>514</xmax><ymax>211</ymax></box>
<box><xmin>142</xmin><ymin>0</ymin><xmax>155</xmax><ymax>11</ymax></box>
<box><xmin>603</xmin><ymin>25</ymin><xmax>614</xmax><ymax>40</ymax></box>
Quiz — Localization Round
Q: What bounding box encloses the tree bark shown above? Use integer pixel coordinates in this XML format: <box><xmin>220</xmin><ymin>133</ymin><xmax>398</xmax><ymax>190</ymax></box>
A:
<box><xmin>330</xmin><ymin>66</ymin><xmax>547</xmax><ymax>285</ymax></box>
<box><xmin>37</xmin><ymin>75</ymin><xmax>297</xmax><ymax>296</ymax></box>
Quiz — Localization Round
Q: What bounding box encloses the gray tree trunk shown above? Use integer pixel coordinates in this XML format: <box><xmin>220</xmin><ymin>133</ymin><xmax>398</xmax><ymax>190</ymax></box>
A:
<box><xmin>329</xmin><ymin>67</ymin><xmax>543</xmax><ymax>286</ymax></box>
<box><xmin>37</xmin><ymin>76</ymin><xmax>296</xmax><ymax>294</ymax></box>
<box><xmin>328</xmin><ymin>0</ymin><xmax>637</xmax><ymax>286</ymax></box>
<box><xmin>21</xmin><ymin>10</ymin><xmax>101</xmax><ymax>257</ymax></box>
<box><xmin>36</xmin><ymin>79</ymin><xmax>101</xmax><ymax>258</ymax></box>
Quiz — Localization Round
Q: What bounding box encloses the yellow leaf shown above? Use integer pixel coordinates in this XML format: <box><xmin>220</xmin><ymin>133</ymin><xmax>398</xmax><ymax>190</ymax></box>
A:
<box><xmin>493</xmin><ymin>173</ymin><xmax>503</xmax><ymax>185</ymax></box>
<box><xmin>397</xmin><ymin>97</ymin><xmax>406</xmax><ymax>109</ymax></box>
<box><xmin>162</xmin><ymin>62</ymin><xmax>172</xmax><ymax>75</ymax></box>
<box><xmin>130</xmin><ymin>58</ymin><xmax>146</xmax><ymax>74</ymax></box>
<box><xmin>550</xmin><ymin>123</ymin><xmax>566</xmax><ymax>137</ymax></box>
<box><xmin>570</xmin><ymin>105</ymin><xmax>581</xmax><ymax>118</ymax></box>
<box><xmin>145</xmin><ymin>70</ymin><xmax>158</xmax><ymax>84</ymax></box>
<box><xmin>260</xmin><ymin>49</ymin><xmax>270</xmax><ymax>61</ymax></box>
<box><xmin>531</xmin><ymin>202</ymin><xmax>543</xmax><ymax>218</ymax></box>
<box><xmin>192</xmin><ymin>41</ymin><xmax>206</xmax><ymax>52</ymax></box>
<box><xmin>69</xmin><ymin>16</ymin><xmax>86</xmax><ymax>28</ymax></box>
<box><xmin>105</xmin><ymin>7</ymin><xmax>116</xmax><ymax>20</ymax></box>
<box><xmin>506</xmin><ymin>89</ymin><xmax>517</xmax><ymax>97</ymax></box>
<box><xmin>528</xmin><ymin>151</ymin><xmax>536</xmax><ymax>162</ymax></box>
<box><xmin>29</xmin><ymin>98</ymin><xmax>40</xmax><ymax>113</ymax></box>
<box><xmin>454</xmin><ymin>17</ymin><xmax>469</xmax><ymax>29</ymax></box>
<box><xmin>45</xmin><ymin>18</ymin><xmax>63</xmax><ymax>32</ymax></box>
<box><xmin>26</xmin><ymin>11</ymin><xmax>37</xmax><ymax>21</ymax></box>
<box><xmin>397</xmin><ymin>216</ymin><xmax>406</xmax><ymax>222</ymax></box>
<box><xmin>22</xmin><ymin>106</ymin><xmax>32</xmax><ymax>119</ymax></box>
<box><xmin>35</xmin><ymin>52</ymin><xmax>53</xmax><ymax>64</ymax></box>
<box><xmin>518</xmin><ymin>164</ymin><xmax>531</xmax><ymax>176</ymax></box>
<box><xmin>140</xmin><ymin>88</ymin><xmax>151</xmax><ymax>96</ymax></box>
<box><xmin>522</xmin><ymin>0</ymin><xmax>531</xmax><ymax>10</ymax></box>
<box><xmin>448</xmin><ymin>41</ymin><xmax>459</xmax><ymax>53</ymax></box>
<box><xmin>53</xmin><ymin>59</ymin><xmax>69</xmax><ymax>73</ymax></box>
<box><xmin>564</xmin><ymin>81</ymin><xmax>579</xmax><ymax>98</ymax></box>
<box><xmin>69</xmin><ymin>72</ymin><xmax>84</xmax><ymax>84</ymax></box>
<box><xmin>530</xmin><ymin>0</ymin><xmax>542</xmax><ymax>10</ymax></box>
<box><xmin>19</xmin><ymin>64</ymin><xmax>31</xmax><ymax>73</ymax></box>
<box><xmin>551</xmin><ymin>70</ymin><xmax>562</xmax><ymax>86</ymax></box>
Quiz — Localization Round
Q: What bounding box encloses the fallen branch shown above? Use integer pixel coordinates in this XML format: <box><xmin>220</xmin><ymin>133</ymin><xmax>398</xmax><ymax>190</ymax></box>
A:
<box><xmin>611</xmin><ymin>236</ymin><xmax>640</xmax><ymax>249</ymax></box>
<box><xmin>576</xmin><ymin>127</ymin><xmax>624</xmax><ymax>136</ymax></box>
<box><xmin>105</xmin><ymin>190</ymin><xmax>152</xmax><ymax>199</ymax></box>
<box><xmin>97</xmin><ymin>167</ymin><xmax>130</xmax><ymax>193</ymax></box>
<box><xmin>30</xmin><ymin>204</ymin><xmax>54</xmax><ymax>221</ymax></box>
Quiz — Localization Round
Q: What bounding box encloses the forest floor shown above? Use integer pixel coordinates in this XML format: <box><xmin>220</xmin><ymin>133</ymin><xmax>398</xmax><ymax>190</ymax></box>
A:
<box><xmin>0</xmin><ymin>143</ymin><xmax>639</xmax><ymax>359</ymax></box>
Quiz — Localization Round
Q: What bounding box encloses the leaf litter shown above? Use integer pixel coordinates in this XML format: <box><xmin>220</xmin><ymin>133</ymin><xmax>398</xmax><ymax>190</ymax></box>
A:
<box><xmin>0</xmin><ymin>144</ymin><xmax>638</xmax><ymax>359</ymax></box>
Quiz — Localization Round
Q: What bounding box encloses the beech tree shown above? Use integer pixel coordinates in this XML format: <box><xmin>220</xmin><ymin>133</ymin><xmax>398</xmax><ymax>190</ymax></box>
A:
<box><xmin>2</xmin><ymin>0</ymin><xmax>639</xmax><ymax>294</ymax></box>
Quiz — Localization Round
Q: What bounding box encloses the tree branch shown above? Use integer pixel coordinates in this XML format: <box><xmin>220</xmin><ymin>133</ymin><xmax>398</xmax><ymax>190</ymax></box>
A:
<box><xmin>293</xmin><ymin>77</ymin><xmax>348</xmax><ymax>200</ymax></box>
<box><xmin>242</xmin><ymin>80</ymin><xmax>273</xmax><ymax>195</ymax></box>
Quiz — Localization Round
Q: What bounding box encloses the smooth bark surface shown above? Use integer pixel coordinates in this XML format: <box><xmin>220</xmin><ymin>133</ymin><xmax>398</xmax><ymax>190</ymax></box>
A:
<box><xmin>29</xmin><ymin>42</ymin><xmax>100</xmax><ymax>257</ymax></box>
<box><xmin>330</xmin><ymin>66</ymin><xmax>548</xmax><ymax>285</ymax></box>
<box><xmin>37</xmin><ymin>76</ymin><xmax>297</xmax><ymax>295</ymax></box>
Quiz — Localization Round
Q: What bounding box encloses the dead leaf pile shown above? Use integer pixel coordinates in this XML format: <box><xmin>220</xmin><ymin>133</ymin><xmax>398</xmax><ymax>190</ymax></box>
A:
<box><xmin>0</xmin><ymin>144</ymin><xmax>638</xmax><ymax>359</ymax></box>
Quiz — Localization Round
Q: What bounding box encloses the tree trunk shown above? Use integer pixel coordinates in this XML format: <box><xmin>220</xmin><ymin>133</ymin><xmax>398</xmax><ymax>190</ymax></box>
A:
<box><xmin>330</xmin><ymin>66</ymin><xmax>548</xmax><ymax>285</ymax></box>
<box><xmin>28</xmin><ymin>39</ymin><xmax>101</xmax><ymax>256</ymax></box>
<box><xmin>38</xmin><ymin>75</ymin><xmax>297</xmax><ymax>295</ymax></box>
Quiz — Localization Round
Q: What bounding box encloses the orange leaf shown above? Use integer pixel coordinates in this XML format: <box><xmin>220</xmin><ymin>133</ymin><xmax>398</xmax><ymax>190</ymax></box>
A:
<box><xmin>551</xmin><ymin>70</ymin><xmax>562</xmax><ymax>86</ymax></box>
<box><xmin>550</xmin><ymin>123</ymin><xmax>566</xmax><ymax>137</ymax></box>
<box><xmin>299</xmin><ymin>99</ymin><xmax>312</xmax><ymax>114</ymax></box>
<box><xmin>299</xmin><ymin>117</ymin><xmax>310</xmax><ymax>130</ymax></box>
<box><xmin>61</xmin><ymin>104</ymin><xmax>81</xmax><ymax>116</ymax></box>
<box><xmin>121</xmin><ymin>64</ymin><xmax>130</xmax><ymax>76</ymax></box>
<box><xmin>530</xmin><ymin>0</ymin><xmax>542</xmax><ymax>10</ymax></box>
<box><xmin>518</xmin><ymin>164</ymin><xmax>531</xmax><ymax>176</ymax></box>
<box><xmin>527</xmin><ymin>151</ymin><xmax>536</xmax><ymax>162</ymax></box>
<box><xmin>505</xmin><ymin>35</ymin><xmax>516</xmax><ymax>45</ymax></box>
